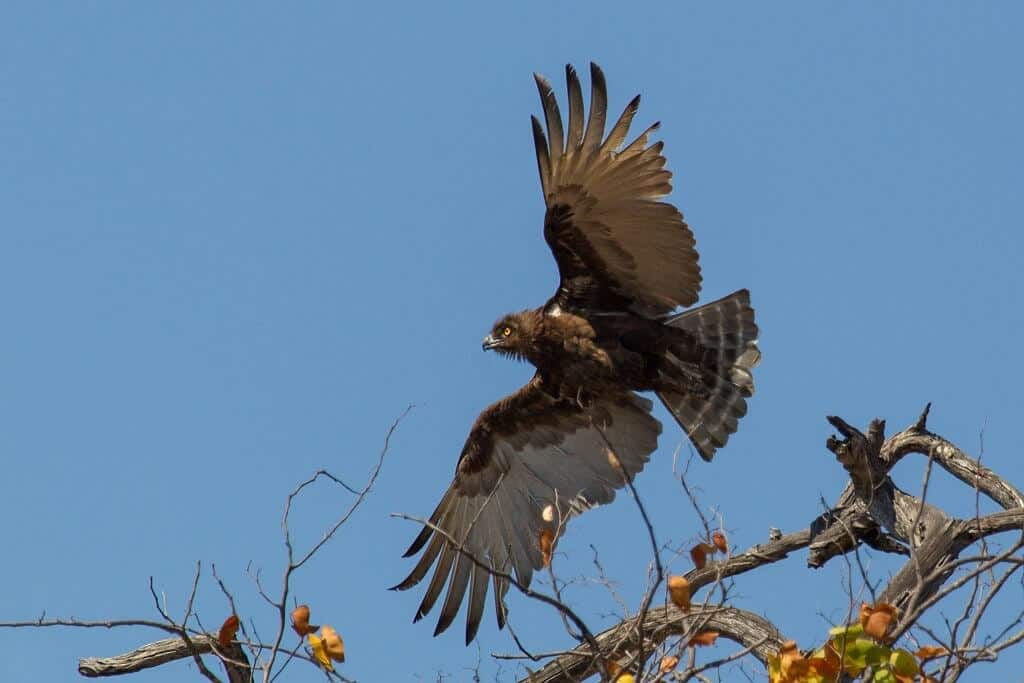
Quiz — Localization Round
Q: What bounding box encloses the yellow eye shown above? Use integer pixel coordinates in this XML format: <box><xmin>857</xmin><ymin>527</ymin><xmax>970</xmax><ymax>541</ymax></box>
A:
<box><xmin>502</xmin><ymin>327</ymin><xmax>512</xmax><ymax>337</ymax></box>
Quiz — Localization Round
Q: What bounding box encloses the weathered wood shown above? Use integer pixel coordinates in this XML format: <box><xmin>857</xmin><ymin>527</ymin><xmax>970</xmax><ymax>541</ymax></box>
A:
<box><xmin>519</xmin><ymin>605</ymin><xmax>783</xmax><ymax>683</ymax></box>
<box><xmin>79</xmin><ymin>633</ymin><xmax>249</xmax><ymax>682</ymax></box>
<box><xmin>520</xmin><ymin>409</ymin><xmax>1023</xmax><ymax>682</ymax></box>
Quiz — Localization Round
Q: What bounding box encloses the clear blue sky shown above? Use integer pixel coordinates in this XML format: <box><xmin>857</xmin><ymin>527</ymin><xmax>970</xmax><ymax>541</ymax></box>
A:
<box><xmin>2</xmin><ymin>3</ymin><xmax>1022</xmax><ymax>681</ymax></box>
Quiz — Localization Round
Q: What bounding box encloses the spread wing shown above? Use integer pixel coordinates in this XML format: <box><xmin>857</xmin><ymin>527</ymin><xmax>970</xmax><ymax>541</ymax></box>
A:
<box><xmin>393</xmin><ymin>376</ymin><xmax>661</xmax><ymax>643</ymax></box>
<box><xmin>533</xmin><ymin>63</ymin><xmax>702</xmax><ymax>318</ymax></box>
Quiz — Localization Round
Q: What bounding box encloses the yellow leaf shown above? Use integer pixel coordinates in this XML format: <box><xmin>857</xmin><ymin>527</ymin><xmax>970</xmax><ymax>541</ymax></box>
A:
<box><xmin>778</xmin><ymin>640</ymin><xmax>810</xmax><ymax>680</ymax></box>
<box><xmin>614</xmin><ymin>675</ymin><xmax>635</xmax><ymax>683</ymax></box>
<box><xmin>308</xmin><ymin>633</ymin><xmax>333</xmax><ymax>672</ymax></box>
<box><xmin>668</xmin><ymin>575</ymin><xmax>691</xmax><ymax>612</ymax></box>
<box><xmin>217</xmin><ymin>615</ymin><xmax>239</xmax><ymax>647</ymax></box>
<box><xmin>320</xmin><ymin>625</ymin><xmax>346</xmax><ymax>663</ymax></box>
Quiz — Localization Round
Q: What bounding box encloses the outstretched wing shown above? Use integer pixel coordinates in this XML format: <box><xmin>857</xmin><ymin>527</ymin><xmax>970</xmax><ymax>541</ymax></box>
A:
<box><xmin>533</xmin><ymin>63</ymin><xmax>702</xmax><ymax>318</ymax></box>
<box><xmin>393</xmin><ymin>376</ymin><xmax>661</xmax><ymax>644</ymax></box>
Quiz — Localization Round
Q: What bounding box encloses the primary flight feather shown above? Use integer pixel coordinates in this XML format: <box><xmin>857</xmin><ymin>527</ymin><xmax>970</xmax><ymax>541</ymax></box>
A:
<box><xmin>394</xmin><ymin>63</ymin><xmax>760</xmax><ymax>644</ymax></box>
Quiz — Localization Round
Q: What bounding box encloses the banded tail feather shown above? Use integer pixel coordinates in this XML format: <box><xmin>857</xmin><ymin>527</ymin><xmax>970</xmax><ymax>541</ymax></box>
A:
<box><xmin>658</xmin><ymin>289</ymin><xmax>760</xmax><ymax>461</ymax></box>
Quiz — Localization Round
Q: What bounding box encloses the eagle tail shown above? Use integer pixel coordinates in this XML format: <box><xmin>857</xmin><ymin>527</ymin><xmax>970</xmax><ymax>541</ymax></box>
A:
<box><xmin>657</xmin><ymin>289</ymin><xmax>760</xmax><ymax>461</ymax></box>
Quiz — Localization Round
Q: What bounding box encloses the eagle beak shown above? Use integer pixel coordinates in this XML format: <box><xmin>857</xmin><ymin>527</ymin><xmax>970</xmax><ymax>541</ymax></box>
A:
<box><xmin>482</xmin><ymin>334</ymin><xmax>501</xmax><ymax>351</ymax></box>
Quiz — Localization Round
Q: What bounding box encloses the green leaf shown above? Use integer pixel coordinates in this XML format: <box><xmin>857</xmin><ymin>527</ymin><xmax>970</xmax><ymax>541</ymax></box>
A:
<box><xmin>829</xmin><ymin>623</ymin><xmax>864</xmax><ymax>639</ymax></box>
<box><xmin>873</xmin><ymin>669</ymin><xmax>896</xmax><ymax>683</ymax></box>
<box><xmin>842</xmin><ymin>637</ymin><xmax>874</xmax><ymax>671</ymax></box>
<box><xmin>890</xmin><ymin>649</ymin><xmax>920</xmax><ymax>676</ymax></box>
<box><xmin>864</xmin><ymin>642</ymin><xmax>889</xmax><ymax>667</ymax></box>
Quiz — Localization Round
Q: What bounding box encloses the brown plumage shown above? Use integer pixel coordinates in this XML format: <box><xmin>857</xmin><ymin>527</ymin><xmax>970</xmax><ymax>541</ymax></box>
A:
<box><xmin>394</xmin><ymin>63</ymin><xmax>760</xmax><ymax>643</ymax></box>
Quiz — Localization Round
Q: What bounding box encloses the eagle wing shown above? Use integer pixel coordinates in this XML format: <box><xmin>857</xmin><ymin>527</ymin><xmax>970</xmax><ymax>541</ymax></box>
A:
<box><xmin>393</xmin><ymin>376</ymin><xmax>661</xmax><ymax>643</ymax></box>
<box><xmin>533</xmin><ymin>63</ymin><xmax>702</xmax><ymax>318</ymax></box>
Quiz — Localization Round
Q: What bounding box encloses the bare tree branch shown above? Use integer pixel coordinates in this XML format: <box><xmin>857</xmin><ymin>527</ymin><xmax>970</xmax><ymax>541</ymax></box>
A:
<box><xmin>517</xmin><ymin>606</ymin><xmax>783</xmax><ymax>683</ymax></box>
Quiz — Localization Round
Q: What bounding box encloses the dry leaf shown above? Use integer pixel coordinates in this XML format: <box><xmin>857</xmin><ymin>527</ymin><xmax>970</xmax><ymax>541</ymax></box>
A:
<box><xmin>668</xmin><ymin>575</ymin><xmax>691</xmax><ymax>612</ymax></box>
<box><xmin>605</xmin><ymin>660</ymin><xmax>621</xmax><ymax>677</ymax></box>
<box><xmin>291</xmin><ymin>604</ymin><xmax>318</xmax><ymax>637</ymax></box>
<box><xmin>777</xmin><ymin>640</ymin><xmax>808</xmax><ymax>678</ymax></box>
<box><xmin>217</xmin><ymin>615</ymin><xmax>239</xmax><ymax>647</ymax></box>
<box><xmin>858</xmin><ymin>602</ymin><xmax>873</xmax><ymax>627</ymax></box>
<box><xmin>690</xmin><ymin>543</ymin><xmax>709</xmax><ymax>569</ymax></box>
<box><xmin>688</xmin><ymin>631</ymin><xmax>719</xmax><ymax>647</ymax></box>
<box><xmin>320</xmin><ymin>625</ymin><xmax>346</xmax><ymax>663</ymax></box>
<box><xmin>308</xmin><ymin>633</ymin><xmax>333</xmax><ymax>672</ymax></box>
<box><xmin>540</xmin><ymin>530</ymin><xmax>554</xmax><ymax>568</ymax></box>
<box><xmin>861</xmin><ymin>602</ymin><xmax>897</xmax><ymax>641</ymax></box>
<box><xmin>916</xmin><ymin>646</ymin><xmax>949</xmax><ymax>661</ymax></box>
<box><xmin>659</xmin><ymin>655</ymin><xmax>679</xmax><ymax>673</ymax></box>
<box><xmin>711</xmin><ymin>530</ymin><xmax>728</xmax><ymax>553</ymax></box>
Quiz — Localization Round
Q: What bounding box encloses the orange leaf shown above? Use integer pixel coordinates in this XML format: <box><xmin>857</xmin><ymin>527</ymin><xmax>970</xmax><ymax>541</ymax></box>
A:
<box><xmin>308</xmin><ymin>633</ymin><xmax>333</xmax><ymax>672</ymax></box>
<box><xmin>320</xmin><ymin>625</ymin><xmax>346</xmax><ymax>663</ymax></box>
<box><xmin>916</xmin><ymin>645</ymin><xmax>948</xmax><ymax>661</ymax></box>
<box><xmin>539</xmin><ymin>530</ymin><xmax>555</xmax><ymax>568</ymax></box>
<box><xmin>711</xmin><ymin>530</ymin><xmax>728</xmax><ymax>553</ymax></box>
<box><xmin>688</xmin><ymin>630</ymin><xmax>719</xmax><ymax>647</ymax></box>
<box><xmin>815</xmin><ymin>641</ymin><xmax>841</xmax><ymax>674</ymax></box>
<box><xmin>808</xmin><ymin>657</ymin><xmax>840</xmax><ymax>678</ymax></box>
<box><xmin>778</xmin><ymin>640</ymin><xmax>808</xmax><ymax>679</ymax></box>
<box><xmin>291</xmin><ymin>604</ymin><xmax>319</xmax><ymax>637</ymax></box>
<box><xmin>862</xmin><ymin>602</ymin><xmax>897</xmax><ymax>641</ymax></box>
<box><xmin>659</xmin><ymin>655</ymin><xmax>679</xmax><ymax>673</ymax></box>
<box><xmin>668</xmin><ymin>575</ymin><xmax>691</xmax><ymax>612</ymax></box>
<box><xmin>217</xmin><ymin>615</ymin><xmax>239</xmax><ymax>647</ymax></box>
<box><xmin>605</xmin><ymin>660</ymin><xmax>621</xmax><ymax>677</ymax></box>
<box><xmin>690</xmin><ymin>543</ymin><xmax>714</xmax><ymax>569</ymax></box>
<box><xmin>858</xmin><ymin>602</ymin><xmax>873</xmax><ymax>627</ymax></box>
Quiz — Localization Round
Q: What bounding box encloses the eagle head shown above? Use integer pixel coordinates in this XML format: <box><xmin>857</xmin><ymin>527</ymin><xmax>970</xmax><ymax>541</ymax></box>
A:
<box><xmin>482</xmin><ymin>311</ymin><xmax>534</xmax><ymax>360</ymax></box>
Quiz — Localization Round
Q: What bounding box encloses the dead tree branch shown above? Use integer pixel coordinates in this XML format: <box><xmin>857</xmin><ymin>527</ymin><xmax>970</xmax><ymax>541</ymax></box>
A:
<box><xmin>517</xmin><ymin>605</ymin><xmax>783</xmax><ymax>683</ymax></box>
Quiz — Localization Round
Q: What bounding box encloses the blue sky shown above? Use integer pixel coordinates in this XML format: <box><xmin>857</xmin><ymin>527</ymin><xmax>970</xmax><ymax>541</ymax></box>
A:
<box><xmin>1</xmin><ymin>3</ymin><xmax>1022</xmax><ymax>681</ymax></box>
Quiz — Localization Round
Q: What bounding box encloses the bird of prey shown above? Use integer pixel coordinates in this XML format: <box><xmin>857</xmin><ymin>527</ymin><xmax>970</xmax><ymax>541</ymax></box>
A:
<box><xmin>394</xmin><ymin>63</ymin><xmax>760</xmax><ymax>644</ymax></box>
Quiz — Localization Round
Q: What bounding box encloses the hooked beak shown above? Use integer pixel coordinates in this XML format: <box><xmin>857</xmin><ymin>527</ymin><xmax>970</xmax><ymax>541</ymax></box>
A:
<box><xmin>482</xmin><ymin>334</ymin><xmax>502</xmax><ymax>351</ymax></box>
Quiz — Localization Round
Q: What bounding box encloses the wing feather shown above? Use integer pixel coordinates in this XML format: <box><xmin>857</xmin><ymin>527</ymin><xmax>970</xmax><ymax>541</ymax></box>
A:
<box><xmin>434</xmin><ymin>550</ymin><xmax>472</xmax><ymax>636</ymax></box>
<box><xmin>394</xmin><ymin>376</ymin><xmax>661</xmax><ymax>641</ymax></box>
<box><xmin>601</xmin><ymin>95</ymin><xmax>640</xmax><ymax>156</ymax></box>
<box><xmin>464</xmin><ymin>563</ymin><xmax>490</xmax><ymax>644</ymax></box>
<box><xmin>416</xmin><ymin>544</ymin><xmax>456</xmax><ymax>622</ymax></box>
<box><xmin>534</xmin><ymin>73</ymin><xmax>564</xmax><ymax>172</ymax></box>
<box><xmin>531</xmin><ymin>116</ymin><xmax>551</xmax><ymax>200</ymax></box>
<box><xmin>565</xmin><ymin>65</ymin><xmax>585</xmax><ymax>151</ymax></box>
<box><xmin>393</xmin><ymin>530</ymin><xmax>445</xmax><ymax>590</ymax></box>
<box><xmin>531</xmin><ymin>63</ymin><xmax>701</xmax><ymax>316</ymax></box>
<box><xmin>581</xmin><ymin>62</ymin><xmax>607</xmax><ymax>156</ymax></box>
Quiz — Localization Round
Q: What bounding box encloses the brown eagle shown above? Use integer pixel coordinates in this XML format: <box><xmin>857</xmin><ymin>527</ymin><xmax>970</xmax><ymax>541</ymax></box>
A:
<box><xmin>394</xmin><ymin>63</ymin><xmax>760</xmax><ymax>643</ymax></box>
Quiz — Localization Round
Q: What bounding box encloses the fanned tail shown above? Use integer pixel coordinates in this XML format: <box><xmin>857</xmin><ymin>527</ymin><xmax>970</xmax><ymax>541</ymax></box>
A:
<box><xmin>657</xmin><ymin>289</ymin><xmax>760</xmax><ymax>461</ymax></box>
